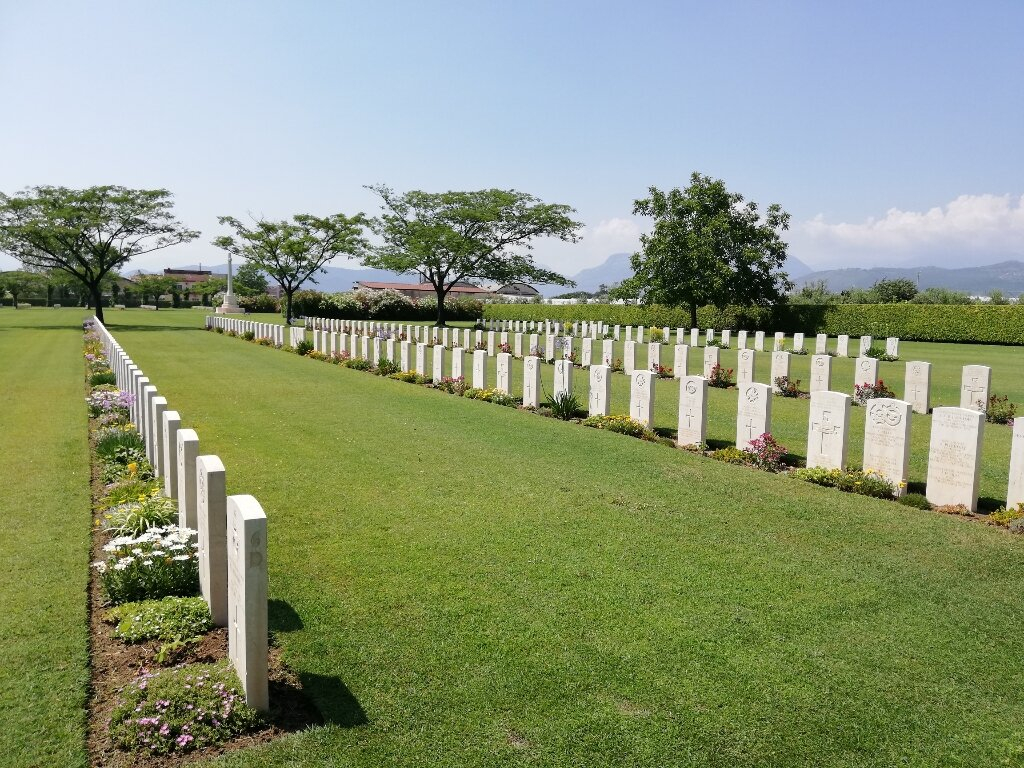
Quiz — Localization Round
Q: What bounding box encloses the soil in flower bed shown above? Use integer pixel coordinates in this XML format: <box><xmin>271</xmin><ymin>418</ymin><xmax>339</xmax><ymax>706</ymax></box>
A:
<box><xmin>86</xmin><ymin>433</ymin><xmax>322</xmax><ymax>767</ymax></box>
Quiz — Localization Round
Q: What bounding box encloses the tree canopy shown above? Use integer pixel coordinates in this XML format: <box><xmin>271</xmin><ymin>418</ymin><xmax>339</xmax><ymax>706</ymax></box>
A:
<box><xmin>362</xmin><ymin>185</ymin><xmax>582</xmax><ymax>325</ymax></box>
<box><xmin>213</xmin><ymin>213</ymin><xmax>369</xmax><ymax>324</ymax></box>
<box><xmin>0</xmin><ymin>185</ymin><xmax>198</xmax><ymax>321</ymax></box>
<box><xmin>613</xmin><ymin>173</ymin><xmax>792</xmax><ymax>326</ymax></box>
<box><xmin>233</xmin><ymin>260</ymin><xmax>269</xmax><ymax>296</ymax></box>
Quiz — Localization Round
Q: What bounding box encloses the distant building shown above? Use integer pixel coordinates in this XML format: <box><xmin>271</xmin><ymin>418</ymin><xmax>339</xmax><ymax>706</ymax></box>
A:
<box><xmin>355</xmin><ymin>280</ymin><xmax>538</xmax><ymax>299</ymax></box>
<box><xmin>163</xmin><ymin>268</ymin><xmax>227</xmax><ymax>293</ymax></box>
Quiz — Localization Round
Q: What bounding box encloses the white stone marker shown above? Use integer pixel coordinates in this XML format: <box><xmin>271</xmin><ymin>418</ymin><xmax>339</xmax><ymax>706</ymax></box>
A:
<box><xmin>959</xmin><ymin>364</ymin><xmax>992</xmax><ymax>411</ymax></box>
<box><xmin>589</xmin><ymin>365</ymin><xmax>611</xmax><ymax>416</ymax></box>
<box><xmin>432</xmin><ymin>345</ymin><xmax>445</xmax><ymax>382</ymax></box>
<box><xmin>886</xmin><ymin>337</ymin><xmax>899</xmax><ymax>357</ymax></box>
<box><xmin>529</xmin><ymin>333</ymin><xmax>539</xmax><ymax>356</ymax></box>
<box><xmin>196</xmin><ymin>454</ymin><xmax>228</xmax><ymax>626</ymax></box>
<box><xmin>770</xmin><ymin>352</ymin><xmax>791</xmax><ymax>393</ymax></box>
<box><xmin>400</xmin><ymin>341</ymin><xmax>411</xmax><ymax>372</ymax></box>
<box><xmin>754</xmin><ymin>331</ymin><xmax>765</xmax><ymax>351</ymax></box>
<box><xmin>514</xmin><ymin>333</ymin><xmax>524</xmax><ymax>357</ymax></box>
<box><xmin>737</xmin><ymin>330</ymin><xmax>748</xmax><ymax>349</ymax></box>
<box><xmin>648</xmin><ymin>342</ymin><xmax>661</xmax><ymax>372</ymax></box>
<box><xmin>677</xmin><ymin>375</ymin><xmax>708</xmax><ymax>447</ymax></box>
<box><xmin>360</xmin><ymin>336</ymin><xmax>369</xmax><ymax>360</ymax></box>
<box><xmin>463</xmin><ymin>329</ymin><xmax>471</xmax><ymax>349</ymax></box>
<box><xmin>737</xmin><ymin>349</ymin><xmax>755</xmax><ymax>385</ymax></box>
<box><xmin>487</xmin><ymin>331</ymin><xmax>496</xmax><ymax>356</ymax></box>
<box><xmin>815</xmin><ymin>333</ymin><xmax>827</xmax><ymax>354</ymax></box>
<box><xmin>792</xmin><ymin>332</ymin><xmax>805</xmax><ymax>353</ymax></box>
<box><xmin>736</xmin><ymin>383</ymin><xmax>772</xmax><ymax>450</ymax></box>
<box><xmin>350</xmin><ymin>332</ymin><xmax>358</xmax><ymax>359</ymax></box>
<box><xmin>553</xmin><ymin>359</ymin><xmax>574</xmax><ymax>399</ymax></box>
<box><xmin>1007</xmin><ymin>418</ymin><xmax>1024</xmax><ymax>509</ymax></box>
<box><xmin>705</xmin><ymin>329</ymin><xmax>714</xmax><ymax>344</ymax></box>
<box><xmin>702</xmin><ymin>346</ymin><xmax>720</xmax><ymax>378</ymax></box>
<box><xmin>630</xmin><ymin>370</ymin><xmax>655</xmax><ymax>427</ymax></box>
<box><xmin>372</xmin><ymin>337</ymin><xmax>382</xmax><ymax>366</ymax></box>
<box><xmin>162</xmin><ymin>411</ymin><xmax>181</xmax><ymax>499</ymax></box>
<box><xmin>545</xmin><ymin>334</ymin><xmax>556</xmax><ymax>362</ymax></box>
<box><xmin>836</xmin><ymin>334</ymin><xmax>849</xmax><ymax>357</ymax></box>
<box><xmin>613</xmin><ymin>324</ymin><xmax>620</xmax><ymax>340</ymax></box>
<box><xmin>623</xmin><ymin>340</ymin><xmax>636</xmax><ymax>376</ymax></box>
<box><xmin>855</xmin><ymin>356</ymin><xmax>879</xmax><ymax>389</ymax></box>
<box><xmin>451</xmin><ymin>348</ymin><xmax>465</xmax><ymax>380</ymax></box>
<box><xmin>581</xmin><ymin>337</ymin><xmax>593</xmax><ymax>367</ymax></box>
<box><xmin>721</xmin><ymin>329</ymin><xmax>731</xmax><ymax>347</ymax></box>
<box><xmin>926</xmin><ymin>407</ymin><xmax>986</xmax><ymax>511</ymax></box>
<box><xmin>141</xmin><ymin>384</ymin><xmax>156</xmax><ymax>462</ymax></box>
<box><xmin>496</xmin><ymin>352</ymin><xmax>512</xmax><ymax>393</ymax></box>
<box><xmin>904</xmin><ymin>361</ymin><xmax>931</xmax><ymax>414</ymax></box>
<box><xmin>562</xmin><ymin>336</ymin><xmax>573</xmax><ymax>361</ymax></box>
<box><xmin>472</xmin><ymin>349</ymin><xmax>487</xmax><ymax>389</ymax></box>
<box><xmin>602</xmin><ymin>339</ymin><xmax>614</xmax><ymax>366</ymax></box>
<box><xmin>176</xmin><ymin>429</ymin><xmax>200</xmax><ymax>529</ymax></box>
<box><xmin>809</xmin><ymin>354</ymin><xmax>832</xmax><ymax>393</ymax></box>
<box><xmin>625</xmin><ymin>326</ymin><xmax>633</xmax><ymax>342</ymax></box>
<box><xmin>862</xmin><ymin>398</ymin><xmax>911</xmax><ymax>496</ymax></box>
<box><xmin>414</xmin><ymin>343</ymin><xmax>426</xmax><ymax>376</ymax></box>
<box><xmin>807</xmin><ymin>391</ymin><xmax>851</xmax><ymax>471</ymax></box>
<box><xmin>773</xmin><ymin>331</ymin><xmax>785</xmax><ymax>351</ymax></box>
<box><xmin>386</xmin><ymin>337</ymin><xmax>396</xmax><ymax>362</ymax></box>
<box><xmin>227</xmin><ymin>494</ymin><xmax>269</xmax><ymax>711</ymax></box>
<box><xmin>859</xmin><ymin>335</ymin><xmax>873</xmax><ymax>355</ymax></box>
<box><xmin>690</xmin><ymin>328</ymin><xmax>699</xmax><ymax>347</ymax></box>
<box><xmin>523</xmin><ymin>356</ymin><xmax>541</xmax><ymax>407</ymax></box>
<box><xmin>673</xmin><ymin>345</ymin><xmax>688</xmax><ymax>379</ymax></box>
<box><xmin>637</xmin><ymin>326</ymin><xmax>645</xmax><ymax>343</ymax></box>
<box><xmin>151</xmin><ymin>396</ymin><xmax>167</xmax><ymax>479</ymax></box>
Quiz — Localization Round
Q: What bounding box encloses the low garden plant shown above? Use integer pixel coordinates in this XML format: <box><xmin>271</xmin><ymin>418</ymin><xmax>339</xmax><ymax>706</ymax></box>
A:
<box><xmin>986</xmin><ymin>394</ymin><xmax>1016</xmax><ymax>425</ymax></box>
<box><xmin>707</xmin><ymin>363</ymin><xmax>734</xmax><ymax>388</ymax></box>
<box><xmin>105</xmin><ymin>596</ymin><xmax>213</xmax><ymax>643</ymax></box>
<box><xmin>987</xmin><ymin>503</ymin><xmax>1024</xmax><ymax>529</ymax></box>
<box><xmin>375</xmin><ymin>358</ymin><xmax>401</xmax><ymax>377</ymax></box>
<box><xmin>581</xmin><ymin>414</ymin><xmax>653</xmax><ymax>439</ymax></box>
<box><xmin>774</xmin><ymin>376</ymin><xmax>804</xmax><ymax>398</ymax></box>
<box><xmin>101</xmin><ymin>495</ymin><xmax>178</xmax><ymax>536</ymax></box>
<box><xmin>790</xmin><ymin>466</ymin><xmax>898</xmax><ymax>499</ymax></box>
<box><xmin>108</xmin><ymin>662</ymin><xmax>262</xmax><ymax>754</ymax></box>
<box><xmin>545</xmin><ymin>392</ymin><xmax>584</xmax><ymax>420</ymax></box>
<box><xmin>744</xmin><ymin>433</ymin><xmax>789</xmax><ymax>472</ymax></box>
<box><xmin>92</xmin><ymin>526</ymin><xmax>199</xmax><ymax>605</ymax></box>
<box><xmin>100</xmin><ymin>476</ymin><xmax>162</xmax><ymax>509</ymax></box>
<box><xmin>853</xmin><ymin>379</ymin><xmax>896</xmax><ymax>405</ymax></box>
<box><xmin>897</xmin><ymin>493</ymin><xmax>932</xmax><ymax>510</ymax></box>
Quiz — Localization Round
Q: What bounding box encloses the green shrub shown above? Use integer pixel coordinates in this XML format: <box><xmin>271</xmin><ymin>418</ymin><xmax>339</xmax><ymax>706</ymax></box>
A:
<box><xmin>100</xmin><ymin>477</ymin><xmax>162</xmax><ymax>510</ymax></box>
<box><xmin>986</xmin><ymin>394</ymin><xmax>1016</xmax><ymax>424</ymax></box>
<box><xmin>95</xmin><ymin>426</ymin><xmax>145</xmax><ymax>461</ymax></box>
<box><xmin>294</xmin><ymin>339</ymin><xmax>314</xmax><ymax>356</ymax></box>
<box><xmin>256</xmin><ymin>337</ymin><xmax>273</xmax><ymax>346</ymax></box>
<box><xmin>226</xmin><ymin>329</ymin><xmax>237</xmax><ymax>338</ymax></box>
<box><xmin>545</xmin><ymin>392</ymin><xmax>583</xmax><ymax>420</ymax></box>
<box><xmin>710</xmin><ymin>446</ymin><xmax>751</xmax><ymax>465</ymax></box>
<box><xmin>649</xmin><ymin>328</ymin><xmax>665</xmax><ymax>342</ymax></box>
<box><xmin>708</xmin><ymin>363</ymin><xmax>734</xmax><ymax>388</ymax></box>
<box><xmin>240</xmin><ymin>330</ymin><xmax>255</xmax><ymax>341</ymax></box>
<box><xmin>104</xmin><ymin>596</ymin><xmax>213</xmax><ymax>643</ymax></box>
<box><xmin>109</xmin><ymin>662</ymin><xmax>262</xmax><ymax>754</ymax></box>
<box><xmin>90</xmin><ymin>370</ymin><xmax>117</xmax><ymax>386</ymax></box>
<box><xmin>100</xmin><ymin>454</ymin><xmax>154</xmax><ymax>484</ymax></box>
<box><xmin>853</xmin><ymin>379</ymin><xmax>896</xmax><ymax>405</ymax></box>
<box><xmin>102</xmin><ymin>495</ymin><xmax>178</xmax><ymax>536</ymax></box>
<box><xmin>213</xmin><ymin>326</ymin><xmax>224</xmax><ymax>334</ymax></box>
<box><xmin>898</xmin><ymin>493</ymin><xmax>932</xmax><ymax>510</ymax></box>
<box><xmin>343</xmin><ymin>357</ymin><xmax>373</xmax><ymax>371</ymax></box>
<box><xmin>435</xmin><ymin>376</ymin><xmax>469</xmax><ymax>395</ymax></box>
<box><xmin>791</xmin><ymin>467</ymin><xmax>897</xmax><ymax>499</ymax></box>
<box><xmin>745</xmin><ymin>433</ymin><xmax>788</xmax><ymax>472</ymax></box>
<box><xmin>389</xmin><ymin>371</ymin><xmax>424</xmax><ymax>384</ymax></box>
<box><xmin>582</xmin><ymin>414</ymin><xmax>652</xmax><ymax>439</ymax></box>
<box><xmin>864</xmin><ymin>344</ymin><xmax>898</xmax><ymax>361</ymax></box>
<box><xmin>375</xmin><ymin>358</ymin><xmax>401</xmax><ymax>377</ymax></box>
<box><xmin>92</xmin><ymin>526</ymin><xmax>199</xmax><ymax>605</ymax></box>
<box><xmin>774</xmin><ymin>376</ymin><xmax>803</xmax><ymax>398</ymax></box>
<box><xmin>987</xmin><ymin>503</ymin><xmax>1024</xmax><ymax>528</ymax></box>
<box><xmin>238</xmin><ymin>294</ymin><xmax>279</xmax><ymax>313</ymax></box>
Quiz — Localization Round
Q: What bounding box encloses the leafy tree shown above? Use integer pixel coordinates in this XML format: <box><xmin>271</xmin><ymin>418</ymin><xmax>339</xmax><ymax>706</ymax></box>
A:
<box><xmin>214</xmin><ymin>213</ymin><xmax>369</xmax><ymax>325</ymax></box>
<box><xmin>233</xmin><ymin>261</ymin><xmax>269</xmax><ymax>296</ymax></box>
<box><xmin>613</xmin><ymin>174</ymin><xmax>792</xmax><ymax>327</ymax></box>
<box><xmin>988</xmin><ymin>289</ymin><xmax>1009</xmax><ymax>305</ymax></box>
<box><xmin>191</xmin><ymin>277</ymin><xmax>227</xmax><ymax>305</ymax></box>
<box><xmin>0</xmin><ymin>270</ymin><xmax>43</xmax><ymax>307</ymax></box>
<box><xmin>872</xmin><ymin>278</ymin><xmax>918</xmax><ymax>303</ymax></box>
<box><xmin>133</xmin><ymin>274</ymin><xmax>177</xmax><ymax>304</ymax></box>
<box><xmin>910</xmin><ymin>287</ymin><xmax>974</xmax><ymax>305</ymax></box>
<box><xmin>0</xmin><ymin>186</ymin><xmax>198</xmax><ymax>321</ymax></box>
<box><xmin>789</xmin><ymin>279</ymin><xmax>836</xmax><ymax>305</ymax></box>
<box><xmin>362</xmin><ymin>185</ymin><xmax>582</xmax><ymax>326</ymax></box>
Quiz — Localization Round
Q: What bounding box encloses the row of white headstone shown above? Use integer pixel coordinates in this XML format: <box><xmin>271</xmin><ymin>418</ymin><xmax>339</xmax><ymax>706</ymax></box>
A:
<box><xmin>94</xmin><ymin>317</ymin><xmax>269</xmax><ymax>711</ymax></box>
<box><xmin>206</xmin><ymin>315</ymin><xmax>289</xmax><ymax>346</ymax></box>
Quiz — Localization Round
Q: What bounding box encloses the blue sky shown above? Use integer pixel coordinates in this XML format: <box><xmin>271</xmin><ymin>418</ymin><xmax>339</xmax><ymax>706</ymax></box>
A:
<box><xmin>1</xmin><ymin>0</ymin><xmax>1022</xmax><ymax>276</ymax></box>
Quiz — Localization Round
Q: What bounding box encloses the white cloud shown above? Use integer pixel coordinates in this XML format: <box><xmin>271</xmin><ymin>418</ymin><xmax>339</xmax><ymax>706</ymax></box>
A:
<box><xmin>588</xmin><ymin>217</ymin><xmax>642</xmax><ymax>251</ymax></box>
<box><xmin>795</xmin><ymin>194</ymin><xmax>1024</xmax><ymax>269</ymax></box>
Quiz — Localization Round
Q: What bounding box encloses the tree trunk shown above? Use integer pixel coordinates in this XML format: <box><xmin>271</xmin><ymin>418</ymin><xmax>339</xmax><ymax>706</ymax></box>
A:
<box><xmin>285</xmin><ymin>289</ymin><xmax>294</xmax><ymax>326</ymax></box>
<box><xmin>689</xmin><ymin>302</ymin><xmax>698</xmax><ymax>328</ymax></box>
<box><xmin>434</xmin><ymin>285</ymin><xmax>447</xmax><ymax>327</ymax></box>
<box><xmin>91</xmin><ymin>283</ymin><xmax>105</xmax><ymax>323</ymax></box>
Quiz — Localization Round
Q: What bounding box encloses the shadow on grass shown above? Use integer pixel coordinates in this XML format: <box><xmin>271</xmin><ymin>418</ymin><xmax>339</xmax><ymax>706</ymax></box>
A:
<box><xmin>300</xmin><ymin>673</ymin><xmax>369</xmax><ymax>728</ymax></box>
<box><xmin>705</xmin><ymin>438</ymin><xmax>732</xmax><ymax>451</ymax></box>
<box><xmin>269</xmin><ymin>598</ymin><xmax>304</xmax><ymax>633</ymax></box>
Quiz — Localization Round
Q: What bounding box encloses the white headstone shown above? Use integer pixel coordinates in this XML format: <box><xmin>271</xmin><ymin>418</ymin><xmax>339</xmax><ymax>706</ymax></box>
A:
<box><xmin>630</xmin><ymin>370</ymin><xmax>655</xmax><ymax>427</ymax></box>
<box><xmin>702</xmin><ymin>346</ymin><xmax>720</xmax><ymax>378</ymax></box>
<box><xmin>496</xmin><ymin>352</ymin><xmax>512</xmax><ymax>393</ymax></box>
<box><xmin>673</xmin><ymin>345</ymin><xmax>688</xmax><ymax>379</ymax></box>
<box><xmin>904</xmin><ymin>361</ymin><xmax>931</xmax><ymax>414</ymax></box>
<box><xmin>589</xmin><ymin>365</ymin><xmax>611</xmax><ymax>416</ymax></box>
<box><xmin>514</xmin><ymin>333</ymin><xmax>524</xmax><ymax>357</ymax></box>
<box><xmin>523</xmin><ymin>356</ymin><xmax>541</xmax><ymax>407</ymax></box>
<box><xmin>959</xmin><ymin>365</ymin><xmax>992</xmax><ymax>411</ymax></box>
<box><xmin>705</xmin><ymin>329</ymin><xmax>714</xmax><ymax>344</ymax></box>
<box><xmin>487</xmin><ymin>331</ymin><xmax>496</xmax><ymax>356</ymax></box>
<box><xmin>809</xmin><ymin>354</ymin><xmax>832</xmax><ymax>393</ymax></box>
<box><xmin>737</xmin><ymin>330</ymin><xmax>748</xmax><ymax>349</ymax></box>
<box><xmin>754</xmin><ymin>331</ymin><xmax>765</xmax><ymax>351</ymax></box>
<box><xmin>197</xmin><ymin>454</ymin><xmax>228</xmax><ymax>627</ymax></box>
<box><xmin>736</xmin><ymin>349</ymin><xmax>755</xmax><ymax>385</ymax></box>
<box><xmin>432</xmin><ymin>345</ymin><xmax>445</xmax><ymax>382</ymax></box>
<box><xmin>623</xmin><ymin>340</ymin><xmax>636</xmax><ymax>376</ymax></box>
<box><xmin>529</xmin><ymin>333</ymin><xmax>539</xmax><ymax>356</ymax></box>
<box><xmin>472</xmin><ymin>349</ymin><xmax>487</xmax><ymax>389</ymax></box>
<box><xmin>736</xmin><ymin>383</ymin><xmax>771</xmax><ymax>450</ymax></box>
<box><xmin>815</xmin><ymin>333</ymin><xmax>827</xmax><ymax>355</ymax></box>
<box><xmin>886</xmin><ymin>337</ymin><xmax>899</xmax><ymax>357</ymax></box>
<box><xmin>162</xmin><ymin>410</ymin><xmax>180</xmax><ymax>499</ymax></box>
<box><xmin>836</xmin><ymin>334</ymin><xmax>849</xmax><ymax>357</ymax></box>
<box><xmin>859</xmin><ymin>335</ymin><xmax>872</xmax><ymax>355</ymax></box>
<box><xmin>545</xmin><ymin>334</ymin><xmax>556</xmax><ymax>362</ymax></box>
<box><xmin>176</xmin><ymin>429</ymin><xmax>200</xmax><ymax>529</ymax></box>
<box><xmin>553</xmin><ymin>359</ymin><xmax>574</xmax><ymax>399</ymax></box>
<box><xmin>773</xmin><ymin>332</ymin><xmax>785</xmax><ymax>351</ymax></box>
<box><xmin>721</xmin><ymin>329</ymin><xmax>731</xmax><ymax>348</ymax></box>
<box><xmin>862</xmin><ymin>398</ymin><xmax>911</xmax><ymax>496</ymax></box>
<box><xmin>807</xmin><ymin>391</ymin><xmax>851</xmax><ymax>470</ymax></box>
<box><xmin>677</xmin><ymin>376</ymin><xmax>708</xmax><ymax>447</ymax></box>
<box><xmin>415</xmin><ymin>343</ymin><xmax>427</xmax><ymax>376</ymax></box>
<box><xmin>625</xmin><ymin>326</ymin><xmax>633</xmax><ymax>342</ymax></box>
<box><xmin>690</xmin><ymin>328</ymin><xmax>699</xmax><ymax>347</ymax></box>
<box><xmin>451</xmin><ymin>348</ymin><xmax>465</xmax><ymax>380</ymax></box>
<box><xmin>770</xmin><ymin>352</ymin><xmax>791</xmax><ymax>393</ymax></box>
<box><xmin>581</xmin><ymin>337</ymin><xmax>593</xmax><ymax>367</ymax></box>
<box><xmin>400</xmin><ymin>340</ymin><xmax>411</xmax><ymax>372</ymax></box>
<box><xmin>151</xmin><ymin>396</ymin><xmax>167</xmax><ymax>478</ymax></box>
<box><xmin>926</xmin><ymin>407</ymin><xmax>985</xmax><ymax>511</ymax></box>
<box><xmin>602</xmin><ymin>339</ymin><xmax>614</xmax><ymax>367</ymax></box>
<box><xmin>227</xmin><ymin>494</ymin><xmax>269</xmax><ymax>711</ymax></box>
<box><xmin>1007</xmin><ymin>418</ymin><xmax>1024</xmax><ymax>509</ymax></box>
<box><xmin>648</xmin><ymin>342</ymin><xmax>661</xmax><ymax>372</ymax></box>
<box><xmin>855</xmin><ymin>356</ymin><xmax>879</xmax><ymax>389</ymax></box>
<box><xmin>792</xmin><ymin>332</ymin><xmax>805</xmax><ymax>352</ymax></box>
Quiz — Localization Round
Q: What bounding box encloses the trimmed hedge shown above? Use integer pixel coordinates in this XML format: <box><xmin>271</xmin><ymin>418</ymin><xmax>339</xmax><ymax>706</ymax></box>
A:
<box><xmin>289</xmin><ymin>289</ymin><xmax>482</xmax><ymax>322</ymax></box>
<box><xmin>483</xmin><ymin>303</ymin><xmax>1024</xmax><ymax>345</ymax></box>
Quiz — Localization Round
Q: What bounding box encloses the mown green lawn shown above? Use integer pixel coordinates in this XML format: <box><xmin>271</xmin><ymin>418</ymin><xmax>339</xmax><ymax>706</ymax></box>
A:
<box><xmin>99</xmin><ymin>308</ymin><xmax>1024</xmax><ymax>767</ymax></box>
<box><xmin>0</xmin><ymin>308</ymin><xmax>92</xmax><ymax>768</ymax></box>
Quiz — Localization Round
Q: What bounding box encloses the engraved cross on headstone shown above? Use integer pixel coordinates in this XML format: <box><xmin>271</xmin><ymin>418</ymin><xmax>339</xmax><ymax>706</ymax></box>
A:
<box><xmin>963</xmin><ymin>377</ymin><xmax>985</xmax><ymax>407</ymax></box>
<box><xmin>812</xmin><ymin>410</ymin><xmax>840</xmax><ymax>454</ymax></box>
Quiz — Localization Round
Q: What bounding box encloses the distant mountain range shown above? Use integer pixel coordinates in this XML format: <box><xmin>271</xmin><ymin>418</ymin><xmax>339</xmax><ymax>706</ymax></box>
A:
<box><xmin>794</xmin><ymin>260</ymin><xmax>1024</xmax><ymax>296</ymax></box>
